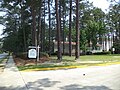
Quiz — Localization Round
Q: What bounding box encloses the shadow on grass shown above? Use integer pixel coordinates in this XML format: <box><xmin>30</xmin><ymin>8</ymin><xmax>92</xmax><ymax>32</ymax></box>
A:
<box><xmin>62</xmin><ymin>59</ymin><xmax>76</xmax><ymax>62</ymax></box>
<box><xmin>60</xmin><ymin>84</ymin><xmax>112</xmax><ymax>90</ymax></box>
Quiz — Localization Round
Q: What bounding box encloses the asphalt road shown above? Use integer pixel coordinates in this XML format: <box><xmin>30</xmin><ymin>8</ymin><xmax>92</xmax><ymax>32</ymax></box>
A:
<box><xmin>0</xmin><ymin>53</ymin><xmax>8</xmax><ymax>59</ymax></box>
<box><xmin>21</xmin><ymin>64</ymin><xmax>120</xmax><ymax>90</ymax></box>
<box><xmin>0</xmin><ymin>56</ymin><xmax>120</xmax><ymax>90</ymax></box>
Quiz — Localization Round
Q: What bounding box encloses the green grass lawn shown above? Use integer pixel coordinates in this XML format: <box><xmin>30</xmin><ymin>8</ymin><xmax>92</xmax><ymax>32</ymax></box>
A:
<box><xmin>0</xmin><ymin>58</ymin><xmax>7</xmax><ymax>64</ymax></box>
<box><xmin>78</xmin><ymin>54</ymin><xmax>120</xmax><ymax>62</ymax></box>
<box><xmin>18</xmin><ymin>54</ymin><xmax>120</xmax><ymax>71</ymax></box>
<box><xmin>0</xmin><ymin>56</ymin><xmax>9</xmax><ymax>68</ymax></box>
<box><xmin>51</xmin><ymin>54</ymin><xmax>120</xmax><ymax>62</ymax></box>
<box><xmin>0</xmin><ymin>59</ymin><xmax>3</xmax><ymax>64</ymax></box>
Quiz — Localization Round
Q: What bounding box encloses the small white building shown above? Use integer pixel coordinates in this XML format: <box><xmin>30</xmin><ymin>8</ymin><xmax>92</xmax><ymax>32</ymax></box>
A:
<box><xmin>102</xmin><ymin>36</ymin><xmax>113</xmax><ymax>51</ymax></box>
<box><xmin>87</xmin><ymin>36</ymin><xmax>114</xmax><ymax>53</ymax></box>
<box><xmin>53</xmin><ymin>41</ymin><xmax>76</xmax><ymax>54</ymax></box>
<box><xmin>87</xmin><ymin>43</ymin><xmax>103</xmax><ymax>53</ymax></box>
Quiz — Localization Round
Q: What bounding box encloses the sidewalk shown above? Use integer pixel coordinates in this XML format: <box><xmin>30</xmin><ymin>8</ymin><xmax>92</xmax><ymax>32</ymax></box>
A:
<box><xmin>0</xmin><ymin>56</ymin><xmax>28</xmax><ymax>90</ymax></box>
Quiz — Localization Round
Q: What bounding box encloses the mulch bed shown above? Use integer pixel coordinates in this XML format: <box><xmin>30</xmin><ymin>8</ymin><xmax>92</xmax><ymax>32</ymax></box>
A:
<box><xmin>13</xmin><ymin>56</ymin><xmax>50</xmax><ymax>66</ymax></box>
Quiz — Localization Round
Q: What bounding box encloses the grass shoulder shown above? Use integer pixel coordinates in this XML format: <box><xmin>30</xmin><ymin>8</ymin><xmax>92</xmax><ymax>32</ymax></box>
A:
<box><xmin>15</xmin><ymin>54</ymin><xmax>120</xmax><ymax>71</ymax></box>
<box><xmin>0</xmin><ymin>55</ymin><xmax>9</xmax><ymax>72</ymax></box>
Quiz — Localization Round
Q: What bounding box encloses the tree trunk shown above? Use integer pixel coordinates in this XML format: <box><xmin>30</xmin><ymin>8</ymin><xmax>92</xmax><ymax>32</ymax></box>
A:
<box><xmin>75</xmin><ymin>0</ymin><xmax>80</xmax><ymax>59</ymax></box>
<box><xmin>20</xmin><ymin>1</ymin><xmax>27</xmax><ymax>51</ymax></box>
<box><xmin>55</xmin><ymin>0</ymin><xmax>62</xmax><ymax>61</ymax></box>
<box><xmin>59</xmin><ymin>0</ymin><xmax>62</xmax><ymax>38</ymax></box>
<box><xmin>105</xmin><ymin>34</ymin><xmax>107</xmax><ymax>51</ymax></box>
<box><xmin>48</xmin><ymin>0</ymin><xmax>51</xmax><ymax>55</ymax></box>
<box><xmin>38</xmin><ymin>0</ymin><xmax>42</xmax><ymax>50</ymax></box>
<box><xmin>63</xmin><ymin>11</ymin><xmax>66</xmax><ymax>55</ymax></box>
<box><xmin>69</xmin><ymin>0</ymin><xmax>72</xmax><ymax>56</ymax></box>
<box><xmin>43</xmin><ymin>1</ymin><xmax>46</xmax><ymax>52</ymax></box>
<box><xmin>31</xmin><ymin>2</ymin><xmax>37</xmax><ymax>46</ymax></box>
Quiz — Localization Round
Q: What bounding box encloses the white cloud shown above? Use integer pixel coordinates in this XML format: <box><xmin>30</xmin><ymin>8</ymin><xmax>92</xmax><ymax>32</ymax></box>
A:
<box><xmin>0</xmin><ymin>25</ymin><xmax>4</xmax><ymax>38</ymax></box>
<box><xmin>89</xmin><ymin>0</ymin><xmax>110</xmax><ymax>12</ymax></box>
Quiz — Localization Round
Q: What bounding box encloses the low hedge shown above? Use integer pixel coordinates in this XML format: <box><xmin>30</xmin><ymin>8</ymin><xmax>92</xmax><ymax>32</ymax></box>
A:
<box><xmin>14</xmin><ymin>52</ymin><xmax>28</xmax><ymax>59</ymax></box>
<box><xmin>93</xmin><ymin>51</ymin><xmax>111</xmax><ymax>55</ymax></box>
<box><xmin>40</xmin><ymin>52</ymin><xmax>49</xmax><ymax>58</ymax></box>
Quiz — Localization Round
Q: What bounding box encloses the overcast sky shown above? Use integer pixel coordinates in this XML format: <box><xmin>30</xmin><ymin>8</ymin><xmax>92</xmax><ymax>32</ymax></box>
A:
<box><xmin>0</xmin><ymin>0</ymin><xmax>111</xmax><ymax>38</ymax></box>
<box><xmin>89</xmin><ymin>0</ymin><xmax>110</xmax><ymax>12</ymax></box>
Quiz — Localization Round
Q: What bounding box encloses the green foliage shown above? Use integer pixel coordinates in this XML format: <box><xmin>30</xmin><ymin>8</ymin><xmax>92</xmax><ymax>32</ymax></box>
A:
<box><xmin>85</xmin><ymin>20</ymin><xmax>106</xmax><ymax>49</ymax></box>
<box><xmin>0</xmin><ymin>50</ymin><xmax>4</xmax><ymax>54</ymax></box>
<box><xmin>40</xmin><ymin>40</ymin><xmax>54</xmax><ymax>54</ymax></box>
<box><xmin>1</xmin><ymin>0</ymin><xmax>119</xmax><ymax>56</ymax></box>
<box><xmin>0</xmin><ymin>55</ymin><xmax>9</xmax><ymax>64</ymax></box>
<box><xmin>40</xmin><ymin>52</ymin><xmax>49</xmax><ymax>58</ymax></box>
<box><xmin>113</xmin><ymin>42</ymin><xmax>120</xmax><ymax>53</ymax></box>
<box><xmin>3</xmin><ymin>35</ymin><xmax>18</xmax><ymax>52</ymax></box>
<box><xmin>80</xmin><ymin>29</ymin><xmax>87</xmax><ymax>50</ymax></box>
<box><xmin>14</xmin><ymin>52</ymin><xmax>28</xmax><ymax>59</ymax></box>
<box><xmin>93</xmin><ymin>51</ymin><xmax>111</xmax><ymax>55</ymax></box>
<box><xmin>1</xmin><ymin>0</ymin><xmax>32</xmax><ymax>52</ymax></box>
<box><xmin>18</xmin><ymin>54</ymin><xmax>120</xmax><ymax>71</ymax></box>
<box><xmin>108</xmin><ymin>4</ymin><xmax>120</xmax><ymax>53</ymax></box>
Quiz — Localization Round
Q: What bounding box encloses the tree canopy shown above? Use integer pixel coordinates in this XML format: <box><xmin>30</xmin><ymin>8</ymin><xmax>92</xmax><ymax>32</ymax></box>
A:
<box><xmin>0</xmin><ymin>0</ymin><xmax>120</xmax><ymax>59</ymax></box>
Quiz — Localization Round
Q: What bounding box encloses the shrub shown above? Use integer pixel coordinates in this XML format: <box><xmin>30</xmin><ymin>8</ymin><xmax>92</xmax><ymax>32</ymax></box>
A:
<box><xmin>86</xmin><ymin>51</ymin><xmax>92</xmax><ymax>55</ymax></box>
<box><xmin>113</xmin><ymin>43</ymin><xmax>120</xmax><ymax>54</ymax></box>
<box><xmin>14</xmin><ymin>52</ymin><xmax>28</xmax><ymax>59</ymax></box>
<box><xmin>40</xmin><ymin>52</ymin><xmax>49</xmax><ymax>58</ymax></box>
<box><xmin>93</xmin><ymin>51</ymin><xmax>111</xmax><ymax>55</ymax></box>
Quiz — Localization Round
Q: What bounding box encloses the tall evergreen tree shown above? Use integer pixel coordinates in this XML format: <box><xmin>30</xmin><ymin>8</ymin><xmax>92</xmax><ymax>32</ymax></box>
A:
<box><xmin>55</xmin><ymin>0</ymin><xmax>62</xmax><ymax>61</ymax></box>
<box><xmin>69</xmin><ymin>0</ymin><xmax>72</xmax><ymax>56</ymax></box>
<box><xmin>75</xmin><ymin>0</ymin><xmax>80</xmax><ymax>59</ymax></box>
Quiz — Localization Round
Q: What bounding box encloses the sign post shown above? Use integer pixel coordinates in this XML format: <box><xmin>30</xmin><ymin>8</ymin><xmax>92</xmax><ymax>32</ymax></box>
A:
<box><xmin>37</xmin><ymin>45</ymin><xmax>40</xmax><ymax>62</ymax></box>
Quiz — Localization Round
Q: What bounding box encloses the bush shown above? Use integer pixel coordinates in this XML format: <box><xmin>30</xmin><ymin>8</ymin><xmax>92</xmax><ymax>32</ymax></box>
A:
<box><xmin>93</xmin><ymin>51</ymin><xmax>111</xmax><ymax>55</ymax></box>
<box><xmin>0</xmin><ymin>50</ymin><xmax>3</xmax><ymax>54</ymax></box>
<box><xmin>39</xmin><ymin>52</ymin><xmax>50</xmax><ymax>63</ymax></box>
<box><xmin>86</xmin><ymin>51</ymin><xmax>92</xmax><ymax>55</ymax></box>
<box><xmin>113</xmin><ymin>42</ymin><xmax>120</xmax><ymax>54</ymax></box>
<box><xmin>40</xmin><ymin>52</ymin><xmax>49</xmax><ymax>58</ymax></box>
<box><xmin>14</xmin><ymin>52</ymin><xmax>28</xmax><ymax>59</ymax></box>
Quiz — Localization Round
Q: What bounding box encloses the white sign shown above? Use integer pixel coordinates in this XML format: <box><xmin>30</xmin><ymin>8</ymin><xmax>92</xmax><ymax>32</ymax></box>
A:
<box><xmin>112</xmin><ymin>48</ymin><xmax>115</xmax><ymax>51</ymax></box>
<box><xmin>28</xmin><ymin>49</ymin><xmax>37</xmax><ymax>58</ymax></box>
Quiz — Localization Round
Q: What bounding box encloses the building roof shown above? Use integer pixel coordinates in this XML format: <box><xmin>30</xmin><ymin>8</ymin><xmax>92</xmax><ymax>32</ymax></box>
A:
<box><xmin>86</xmin><ymin>43</ymin><xmax>102</xmax><ymax>47</ymax></box>
<box><xmin>54</xmin><ymin>41</ymin><xmax>76</xmax><ymax>45</ymax></box>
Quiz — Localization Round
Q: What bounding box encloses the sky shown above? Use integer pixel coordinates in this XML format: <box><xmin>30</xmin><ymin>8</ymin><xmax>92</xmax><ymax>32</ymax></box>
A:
<box><xmin>0</xmin><ymin>12</ymin><xmax>6</xmax><ymax>38</ymax></box>
<box><xmin>88</xmin><ymin>0</ymin><xmax>110</xmax><ymax>12</ymax></box>
<box><xmin>0</xmin><ymin>0</ymin><xmax>111</xmax><ymax>38</ymax></box>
